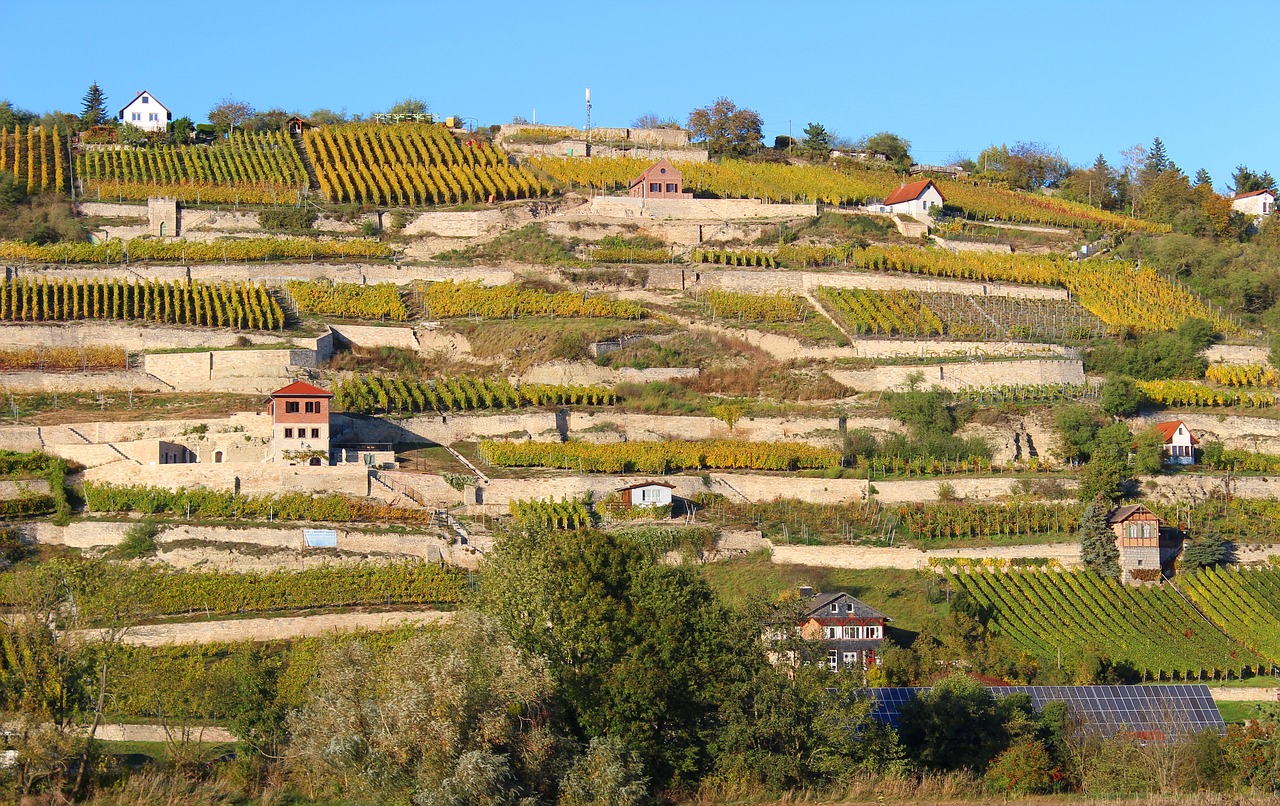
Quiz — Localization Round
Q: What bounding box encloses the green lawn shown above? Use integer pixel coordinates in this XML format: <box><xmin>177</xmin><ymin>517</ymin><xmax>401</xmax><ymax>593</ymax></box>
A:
<box><xmin>1216</xmin><ymin>701</ymin><xmax>1268</xmax><ymax>724</ymax></box>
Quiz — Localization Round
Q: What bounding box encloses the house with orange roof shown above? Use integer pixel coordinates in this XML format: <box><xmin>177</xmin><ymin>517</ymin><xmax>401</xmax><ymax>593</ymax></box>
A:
<box><xmin>1153</xmin><ymin>420</ymin><xmax>1198</xmax><ymax>466</ymax></box>
<box><xmin>267</xmin><ymin>381</ymin><xmax>333</xmax><ymax>465</ymax></box>
<box><xmin>1230</xmin><ymin>188</ymin><xmax>1275</xmax><ymax>220</ymax></box>
<box><xmin>881</xmin><ymin>178</ymin><xmax>945</xmax><ymax>220</ymax></box>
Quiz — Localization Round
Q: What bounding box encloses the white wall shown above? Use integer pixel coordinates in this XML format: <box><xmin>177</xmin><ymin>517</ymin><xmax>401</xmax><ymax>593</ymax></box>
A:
<box><xmin>120</xmin><ymin>93</ymin><xmax>168</xmax><ymax>133</ymax></box>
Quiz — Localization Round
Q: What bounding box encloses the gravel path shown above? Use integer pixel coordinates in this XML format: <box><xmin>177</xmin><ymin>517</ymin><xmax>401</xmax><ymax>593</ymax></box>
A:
<box><xmin>79</xmin><ymin>610</ymin><xmax>454</xmax><ymax>646</ymax></box>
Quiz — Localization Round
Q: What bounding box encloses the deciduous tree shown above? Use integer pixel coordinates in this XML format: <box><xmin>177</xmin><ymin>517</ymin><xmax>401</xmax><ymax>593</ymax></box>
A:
<box><xmin>208</xmin><ymin>98</ymin><xmax>254</xmax><ymax>135</ymax></box>
<box><xmin>686</xmin><ymin>98</ymin><xmax>763</xmax><ymax>158</ymax></box>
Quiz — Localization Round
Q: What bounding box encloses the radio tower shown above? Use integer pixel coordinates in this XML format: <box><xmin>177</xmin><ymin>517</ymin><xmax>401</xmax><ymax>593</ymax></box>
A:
<box><xmin>585</xmin><ymin>87</ymin><xmax>592</xmax><ymax>132</ymax></box>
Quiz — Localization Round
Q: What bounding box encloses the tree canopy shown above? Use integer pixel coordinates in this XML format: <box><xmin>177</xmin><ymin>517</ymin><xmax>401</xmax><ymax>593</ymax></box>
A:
<box><xmin>687</xmin><ymin>97</ymin><xmax>763</xmax><ymax>158</ymax></box>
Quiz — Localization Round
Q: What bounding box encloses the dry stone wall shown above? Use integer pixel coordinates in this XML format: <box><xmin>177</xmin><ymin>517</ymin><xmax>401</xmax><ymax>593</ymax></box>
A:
<box><xmin>83</xmin><ymin>461</ymin><xmax>370</xmax><ymax>497</ymax></box>
<box><xmin>770</xmin><ymin>541</ymin><xmax>1081</xmax><ymax>570</ymax></box>
<box><xmin>585</xmin><ymin>197</ymin><xmax>817</xmax><ymax>221</ymax></box>
<box><xmin>827</xmin><ymin>359</ymin><xmax>1085</xmax><ymax>392</ymax></box>
<box><xmin>689</xmin><ymin>267</ymin><xmax>1069</xmax><ymax>300</ymax></box>
<box><xmin>0</xmin><ymin>322</ymin><xmax>295</xmax><ymax>352</ymax></box>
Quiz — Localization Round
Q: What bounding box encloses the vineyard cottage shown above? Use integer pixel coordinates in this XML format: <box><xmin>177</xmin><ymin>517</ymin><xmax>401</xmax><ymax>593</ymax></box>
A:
<box><xmin>772</xmin><ymin>587</ymin><xmax>891</xmax><ymax>671</ymax></box>
<box><xmin>881</xmin><ymin>178</ymin><xmax>945</xmax><ymax>220</ymax></box>
<box><xmin>616</xmin><ymin>481</ymin><xmax>674</xmax><ymax>510</ymax></box>
<box><xmin>1106</xmin><ymin>504</ymin><xmax>1166</xmax><ymax>582</ymax></box>
<box><xmin>268</xmin><ymin>381</ymin><xmax>333</xmax><ymax>465</ymax></box>
<box><xmin>1153</xmin><ymin>420</ymin><xmax>1198</xmax><ymax>466</ymax></box>
<box><xmin>628</xmin><ymin>159</ymin><xmax>692</xmax><ymax>199</ymax></box>
<box><xmin>118</xmin><ymin>91</ymin><xmax>172</xmax><ymax>133</ymax></box>
<box><xmin>1230</xmin><ymin>189</ymin><xmax>1275</xmax><ymax>220</ymax></box>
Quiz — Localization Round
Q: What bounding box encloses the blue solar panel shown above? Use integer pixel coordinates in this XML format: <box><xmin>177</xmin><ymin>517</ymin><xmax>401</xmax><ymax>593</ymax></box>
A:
<box><xmin>865</xmin><ymin>685</ymin><xmax>1224</xmax><ymax>738</ymax></box>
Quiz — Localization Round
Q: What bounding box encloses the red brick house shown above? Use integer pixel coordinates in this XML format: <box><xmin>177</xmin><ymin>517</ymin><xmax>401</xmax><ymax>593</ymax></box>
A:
<box><xmin>1106</xmin><ymin>504</ymin><xmax>1164</xmax><ymax>581</ymax></box>
<box><xmin>628</xmin><ymin>158</ymin><xmax>692</xmax><ymax>199</ymax></box>
<box><xmin>268</xmin><ymin>381</ymin><xmax>332</xmax><ymax>465</ymax></box>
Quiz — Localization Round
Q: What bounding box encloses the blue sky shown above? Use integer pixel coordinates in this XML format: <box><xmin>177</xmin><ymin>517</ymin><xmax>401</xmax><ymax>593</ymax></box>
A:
<box><xmin>7</xmin><ymin>0</ymin><xmax>1275</xmax><ymax>191</ymax></box>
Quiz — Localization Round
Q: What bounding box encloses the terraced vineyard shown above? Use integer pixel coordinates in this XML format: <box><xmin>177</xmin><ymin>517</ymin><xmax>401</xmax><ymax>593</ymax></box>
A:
<box><xmin>0</xmin><ymin>277</ymin><xmax>284</xmax><ymax>329</ymax></box>
<box><xmin>0</xmin><ymin>125</ymin><xmax>68</xmax><ymax>193</ymax></box>
<box><xmin>333</xmin><ymin>374</ymin><xmax>616</xmax><ymax>415</ymax></box>
<box><xmin>919</xmin><ymin>292</ymin><xmax>1107</xmax><ymax>341</ymax></box>
<box><xmin>1179</xmin><ymin>568</ymin><xmax>1280</xmax><ymax>664</ymax></box>
<box><xmin>1136</xmin><ymin>379</ymin><xmax>1276</xmax><ymax>408</ymax></box>
<box><xmin>287</xmin><ymin>280</ymin><xmax>409</xmax><ymax>321</ymax></box>
<box><xmin>0</xmin><ymin>237</ymin><xmax>391</xmax><ymax>264</ymax></box>
<box><xmin>530</xmin><ymin>156</ymin><xmax>1165</xmax><ymax>231</ymax></box>
<box><xmin>303</xmin><ymin>123</ymin><xmax>548</xmax><ymax>205</ymax></box>
<box><xmin>949</xmin><ymin>569</ymin><xmax>1265</xmax><ymax>679</ymax></box>
<box><xmin>77</xmin><ymin>130</ymin><xmax>308</xmax><ymax>203</ymax></box>
<box><xmin>817</xmin><ymin>287</ymin><xmax>943</xmax><ymax>336</ymax></box>
<box><xmin>898</xmin><ymin>502</ymin><xmax>1081</xmax><ymax>541</ymax></box>
<box><xmin>1205</xmin><ymin>363</ymin><xmax>1279</xmax><ymax>387</ymax></box>
<box><xmin>691</xmin><ymin>290</ymin><xmax>807</xmax><ymax>323</ymax></box>
<box><xmin>420</xmin><ymin>280</ymin><xmax>644</xmax><ymax>319</ymax></box>
<box><xmin>479</xmin><ymin>439</ymin><xmax>842</xmax><ymax>472</ymax></box>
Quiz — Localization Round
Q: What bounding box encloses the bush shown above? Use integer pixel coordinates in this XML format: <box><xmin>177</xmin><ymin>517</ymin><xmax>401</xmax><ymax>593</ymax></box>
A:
<box><xmin>257</xmin><ymin>207</ymin><xmax>317</xmax><ymax>233</ymax></box>
<box><xmin>115</xmin><ymin>520</ymin><xmax>161</xmax><ymax>559</ymax></box>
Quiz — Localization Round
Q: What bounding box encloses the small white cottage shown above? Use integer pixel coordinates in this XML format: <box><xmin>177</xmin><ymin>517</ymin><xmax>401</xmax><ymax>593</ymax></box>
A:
<box><xmin>1230</xmin><ymin>189</ymin><xmax>1275</xmax><ymax>219</ymax></box>
<box><xmin>881</xmin><ymin>179</ymin><xmax>945</xmax><ymax>219</ymax></box>
<box><xmin>118</xmin><ymin>91</ymin><xmax>172</xmax><ymax>133</ymax></box>
<box><xmin>617</xmin><ymin>481</ymin><xmax>674</xmax><ymax>509</ymax></box>
<box><xmin>1154</xmin><ymin>420</ymin><xmax>1198</xmax><ymax>465</ymax></box>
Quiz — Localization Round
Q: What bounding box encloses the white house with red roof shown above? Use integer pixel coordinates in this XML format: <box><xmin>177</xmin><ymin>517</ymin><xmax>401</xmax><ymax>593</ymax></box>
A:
<box><xmin>1231</xmin><ymin>189</ymin><xmax>1275</xmax><ymax>220</ymax></box>
<box><xmin>118</xmin><ymin>90</ymin><xmax>172</xmax><ymax>133</ymax></box>
<box><xmin>881</xmin><ymin>178</ymin><xmax>945</xmax><ymax>220</ymax></box>
<box><xmin>1153</xmin><ymin>420</ymin><xmax>1198</xmax><ymax>465</ymax></box>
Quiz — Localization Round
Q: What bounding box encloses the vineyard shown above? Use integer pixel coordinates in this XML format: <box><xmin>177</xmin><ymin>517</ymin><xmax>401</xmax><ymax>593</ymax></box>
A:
<box><xmin>76</xmin><ymin>130</ymin><xmax>307</xmax><ymax>202</ymax></box>
<box><xmin>691</xmin><ymin>494</ymin><xmax>893</xmax><ymax>544</ymax></box>
<box><xmin>849</xmin><ymin>455</ymin><xmax>997</xmax><ymax>478</ymax></box>
<box><xmin>690</xmin><ymin>249</ymin><xmax>777</xmax><ymax>268</ymax></box>
<box><xmin>83</xmin><ymin>482</ymin><xmax>436</xmax><ymax>525</ymax></box>
<box><xmin>0</xmin><ymin>125</ymin><xmax>68</xmax><ymax>193</ymax></box>
<box><xmin>918</xmin><ymin>292</ymin><xmax>1107</xmax><ymax>341</ymax></box>
<box><xmin>897</xmin><ymin>502</ymin><xmax>1080</xmax><ymax>541</ymax></box>
<box><xmin>1179</xmin><ymin>568</ymin><xmax>1280</xmax><ymax>664</ymax></box>
<box><xmin>816</xmin><ymin>287</ymin><xmax>943</xmax><ymax>336</ymax></box>
<box><xmin>0</xmin><ymin>277</ymin><xmax>284</xmax><ymax>329</ymax></box>
<box><xmin>529</xmin><ymin>156</ymin><xmax>1165</xmax><ymax>231</ymax></box>
<box><xmin>0</xmin><ymin>345</ymin><xmax>126</xmax><ymax>371</ymax></box>
<box><xmin>333</xmin><ymin>374</ymin><xmax>616</xmax><ymax>415</ymax></box>
<box><xmin>0</xmin><ymin>236</ymin><xmax>392</xmax><ymax>264</ymax></box>
<box><xmin>303</xmin><ymin>123</ymin><xmax>548</xmax><ymax>205</ymax></box>
<box><xmin>691</xmin><ymin>290</ymin><xmax>808</xmax><ymax>322</ymax></box>
<box><xmin>479</xmin><ymin>438</ymin><xmax>842</xmax><ymax>472</ymax></box>
<box><xmin>1136</xmin><ymin>379</ymin><xmax>1276</xmax><ymax>408</ymax></box>
<box><xmin>0</xmin><ymin>558</ymin><xmax>466</xmax><ymax>616</ymax></box>
<box><xmin>508</xmin><ymin>497</ymin><xmax>595</xmax><ymax>530</ymax></box>
<box><xmin>949</xmin><ymin>568</ymin><xmax>1266</xmax><ymax>679</ymax></box>
<box><xmin>287</xmin><ymin>280</ymin><xmax>409</xmax><ymax>321</ymax></box>
<box><xmin>953</xmin><ymin>382</ymin><xmax>1100</xmax><ymax>405</ymax></box>
<box><xmin>1204</xmin><ymin>364</ymin><xmax>1279</xmax><ymax>387</ymax></box>
<box><xmin>420</xmin><ymin>280</ymin><xmax>645</xmax><ymax>319</ymax></box>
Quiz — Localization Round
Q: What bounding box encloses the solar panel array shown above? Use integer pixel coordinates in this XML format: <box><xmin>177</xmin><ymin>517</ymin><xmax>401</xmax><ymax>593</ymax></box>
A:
<box><xmin>867</xmin><ymin>685</ymin><xmax>1224</xmax><ymax>738</ymax></box>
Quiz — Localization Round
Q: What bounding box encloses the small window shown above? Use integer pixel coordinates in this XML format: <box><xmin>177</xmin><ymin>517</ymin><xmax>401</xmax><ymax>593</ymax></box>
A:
<box><xmin>284</xmin><ymin>428</ymin><xmax>294</xmax><ymax>438</ymax></box>
<box><xmin>829</xmin><ymin>603</ymin><xmax>838</xmax><ymax>613</ymax></box>
<box><xmin>666</xmin><ymin>183</ymin><xmax>677</xmax><ymax>193</ymax></box>
<box><xmin>131</xmin><ymin>112</ymin><xmax>141</xmax><ymax>121</ymax></box>
<box><xmin>141</xmin><ymin>96</ymin><xmax>149</xmax><ymax>103</ymax></box>
<box><xmin>285</xmin><ymin>401</ymin><xmax>300</xmax><ymax>413</ymax></box>
<box><xmin>827</xmin><ymin>650</ymin><xmax>838</xmax><ymax>670</ymax></box>
<box><xmin>845</xmin><ymin>603</ymin><xmax>854</xmax><ymax>612</ymax></box>
<box><xmin>1137</xmin><ymin>559</ymin><xmax>1143</xmax><ymax>567</ymax></box>
<box><xmin>311</xmin><ymin>428</ymin><xmax>320</xmax><ymax>438</ymax></box>
<box><xmin>843</xmin><ymin>651</ymin><xmax>856</xmax><ymax>666</ymax></box>
<box><xmin>659</xmin><ymin>167</ymin><xmax>666</xmax><ymax>174</ymax></box>
<box><xmin>649</xmin><ymin>182</ymin><xmax>661</xmax><ymax>193</ymax></box>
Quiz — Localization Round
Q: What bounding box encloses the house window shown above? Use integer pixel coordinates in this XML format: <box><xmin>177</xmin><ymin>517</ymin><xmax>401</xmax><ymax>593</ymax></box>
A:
<box><xmin>827</xmin><ymin>650</ymin><xmax>838</xmax><ymax>670</ymax></box>
<box><xmin>141</xmin><ymin>96</ymin><xmax>149</xmax><ymax>103</ymax></box>
<box><xmin>148</xmin><ymin>113</ymin><xmax>159</xmax><ymax>121</ymax></box>
<box><xmin>1137</xmin><ymin>559</ymin><xmax>1143</xmax><ymax>567</ymax></box>
<box><xmin>284</xmin><ymin>428</ymin><xmax>294</xmax><ymax>438</ymax></box>
<box><xmin>650</xmin><ymin>183</ymin><xmax>661</xmax><ymax>193</ymax></box>
<box><xmin>823</xmin><ymin>626</ymin><xmax>838</xmax><ymax>639</ymax></box>
<box><xmin>665</xmin><ymin>183</ymin><xmax>677</xmax><ymax>193</ymax></box>
<box><xmin>131</xmin><ymin>112</ymin><xmax>141</xmax><ymax>121</ymax></box>
<box><xmin>305</xmin><ymin>401</ymin><xmax>319</xmax><ymax>413</ymax></box>
<box><xmin>285</xmin><ymin>401</ymin><xmax>300</xmax><ymax>413</ymax></box>
<box><xmin>829</xmin><ymin>603</ymin><xmax>838</xmax><ymax>613</ymax></box>
<box><xmin>311</xmin><ymin>428</ymin><xmax>320</xmax><ymax>438</ymax></box>
<box><xmin>843</xmin><ymin>651</ymin><xmax>856</xmax><ymax>666</ymax></box>
<box><xmin>845</xmin><ymin>603</ymin><xmax>854</xmax><ymax>612</ymax></box>
<box><xmin>844</xmin><ymin>626</ymin><xmax>860</xmax><ymax>639</ymax></box>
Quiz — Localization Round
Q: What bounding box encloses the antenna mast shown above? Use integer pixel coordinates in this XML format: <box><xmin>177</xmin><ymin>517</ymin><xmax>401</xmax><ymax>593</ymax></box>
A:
<box><xmin>585</xmin><ymin>87</ymin><xmax>592</xmax><ymax>132</ymax></box>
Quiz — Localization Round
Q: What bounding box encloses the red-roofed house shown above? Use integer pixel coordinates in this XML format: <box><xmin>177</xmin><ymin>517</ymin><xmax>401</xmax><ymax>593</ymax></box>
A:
<box><xmin>628</xmin><ymin>159</ymin><xmax>692</xmax><ymax>199</ymax></box>
<box><xmin>882</xmin><ymin>179</ymin><xmax>945</xmax><ymax>219</ymax></box>
<box><xmin>1230</xmin><ymin>189</ymin><xmax>1275</xmax><ymax>219</ymax></box>
<box><xmin>1153</xmin><ymin>420</ymin><xmax>1198</xmax><ymax>466</ymax></box>
<box><xmin>267</xmin><ymin>381</ymin><xmax>333</xmax><ymax>465</ymax></box>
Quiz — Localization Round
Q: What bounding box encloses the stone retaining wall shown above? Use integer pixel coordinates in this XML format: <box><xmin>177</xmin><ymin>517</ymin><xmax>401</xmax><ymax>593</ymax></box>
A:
<box><xmin>587</xmin><ymin>197</ymin><xmax>818</xmax><ymax>221</ymax></box>
<box><xmin>827</xmin><ymin>359</ymin><xmax>1085</xmax><ymax>392</ymax></box>
<box><xmin>688</xmin><ymin>268</ymin><xmax>1070</xmax><ymax>300</ymax></box>
<box><xmin>81</xmin><ymin>461</ymin><xmax>370</xmax><ymax>497</ymax></box>
<box><xmin>770</xmin><ymin>541</ymin><xmax>1081</xmax><ymax>570</ymax></box>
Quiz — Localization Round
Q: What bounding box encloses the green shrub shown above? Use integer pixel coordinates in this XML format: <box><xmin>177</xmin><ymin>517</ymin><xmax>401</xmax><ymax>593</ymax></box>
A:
<box><xmin>257</xmin><ymin>207</ymin><xmax>318</xmax><ymax>233</ymax></box>
<box><xmin>115</xmin><ymin>520</ymin><xmax>162</xmax><ymax>559</ymax></box>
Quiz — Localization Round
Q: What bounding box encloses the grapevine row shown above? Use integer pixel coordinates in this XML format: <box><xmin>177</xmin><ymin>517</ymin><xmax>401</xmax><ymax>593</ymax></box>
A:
<box><xmin>0</xmin><ymin>237</ymin><xmax>392</xmax><ymax>264</ymax></box>
<box><xmin>0</xmin><ymin>125</ymin><xmax>67</xmax><ymax>193</ymax></box>
<box><xmin>421</xmin><ymin>280</ymin><xmax>644</xmax><ymax>319</ymax></box>
<box><xmin>287</xmin><ymin>280</ymin><xmax>408</xmax><ymax>321</ymax></box>
<box><xmin>333</xmin><ymin>374</ymin><xmax>616</xmax><ymax>415</ymax></box>
<box><xmin>479</xmin><ymin>439</ymin><xmax>841</xmax><ymax>473</ymax></box>
<box><xmin>0</xmin><ymin>277</ymin><xmax>284</xmax><ymax>330</ymax></box>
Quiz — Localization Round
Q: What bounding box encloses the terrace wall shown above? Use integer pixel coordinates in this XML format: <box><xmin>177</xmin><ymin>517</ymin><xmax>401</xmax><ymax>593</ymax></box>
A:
<box><xmin>827</xmin><ymin>358</ymin><xmax>1085</xmax><ymax>392</ymax></box>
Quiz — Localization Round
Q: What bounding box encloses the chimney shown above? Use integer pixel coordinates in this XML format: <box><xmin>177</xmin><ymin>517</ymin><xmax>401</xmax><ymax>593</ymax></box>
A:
<box><xmin>798</xmin><ymin>586</ymin><xmax>814</xmax><ymax>599</ymax></box>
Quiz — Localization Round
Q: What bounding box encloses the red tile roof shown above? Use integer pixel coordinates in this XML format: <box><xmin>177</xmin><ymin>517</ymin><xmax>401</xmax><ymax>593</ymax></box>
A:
<box><xmin>270</xmin><ymin>381</ymin><xmax>332</xmax><ymax>397</ymax></box>
<box><xmin>884</xmin><ymin>179</ymin><xmax>943</xmax><ymax>206</ymax></box>
<box><xmin>1232</xmin><ymin>188</ymin><xmax>1276</xmax><ymax>201</ymax></box>
<box><xmin>1153</xmin><ymin>420</ymin><xmax>1199</xmax><ymax>445</ymax></box>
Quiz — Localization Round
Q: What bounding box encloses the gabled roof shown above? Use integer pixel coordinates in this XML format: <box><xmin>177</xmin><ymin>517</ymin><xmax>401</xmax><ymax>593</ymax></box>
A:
<box><xmin>270</xmin><ymin>381</ymin><xmax>333</xmax><ymax>397</ymax></box>
<box><xmin>118</xmin><ymin>90</ymin><xmax>170</xmax><ymax>116</ymax></box>
<box><xmin>1153</xmin><ymin>420</ymin><xmax>1199</xmax><ymax>446</ymax></box>
<box><xmin>629</xmin><ymin>158</ymin><xmax>680</xmax><ymax>189</ymax></box>
<box><xmin>884</xmin><ymin>178</ymin><xmax>943</xmax><ymax>206</ymax></box>
<box><xmin>803</xmin><ymin>591</ymin><xmax>891</xmax><ymax>622</ymax></box>
<box><xmin>1106</xmin><ymin>504</ymin><xmax>1158</xmax><ymax>524</ymax></box>
<box><xmin>1232</xmin><ymin>188</ymin><xmax>1276</xmax><ymax>201</ymax></box>
<box><xmin>617</xmin><ymin>481</ymin><xmax>676</xmax><ymax>492</ymax></box>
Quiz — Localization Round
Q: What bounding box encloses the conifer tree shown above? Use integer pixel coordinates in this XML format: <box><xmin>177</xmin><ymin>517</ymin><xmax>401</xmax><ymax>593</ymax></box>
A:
<box><xmin>1079</xmin><ymin>494</ymin><xmax>1120</xmax><ymax>578</ymax></box>
<box><xmin>1145</xmin><ymin>137</ymin><xmax>1169</xmax><ymax>175</ymax></box>
<box><xmin>1193</xmin><ymin>168</ymin><xmax>1212</xmax><ymax>188</ymax></box>
<box><xmin>80</xmin><ymin>82</ymin><xmax>109</xmax><ymax>128</ymax></box>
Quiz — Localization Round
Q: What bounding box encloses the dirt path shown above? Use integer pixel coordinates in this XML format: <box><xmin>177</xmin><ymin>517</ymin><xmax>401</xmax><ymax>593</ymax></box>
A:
<box><xmin>1207</xmin><ymin>687</ymin><xmax>1280</xmax><ymax>702</ymax></box>
<box><xmin>79</xmin><ymin>610</ymin><xmax>454</xmax><ymax>646</ymax></box>
<box><xmin>90</xmin><ymin>724</ymin><xmax>238</xmax><ymax>743</ymax></box>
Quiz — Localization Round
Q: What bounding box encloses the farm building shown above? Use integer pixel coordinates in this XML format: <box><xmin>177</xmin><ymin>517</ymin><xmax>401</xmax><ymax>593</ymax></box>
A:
<box><xmin>616</xmin><ymin>481</ymin><xmax>674</xmax><ymax>509</ymax></box>
<box><xmin>268</xmin><ymin>381</ymin><xmax>333</xmax><ymax>465</ymax></box>
<box><xmin>794</xmin><ymin>587</ymin><xmax>891</xmax><ymax>671</ymax></box>
<box><xmin>1153</xmin><ymin>420</ymin><xmax>1198</xmax><ymax>465</ymax></box>
<box><xmin>1230</xmin><ymin>189</ymin><xmax>1275</xmax><ymax>219</ymax></box>
<box><xmin>881</xmin><ymin>178</ymin><xmax>945</xmax><ymax>219</ymax></box>
<box><xmin>1106</xmin><ymin>504</ymin><xmax>1165</xmax><ymax>582</ymax></box>
<box><xmin>118</xmin><ymin>90</ymin><xmax>171</xmax><ymax>133</ymax></box>
<box><xmin>628</xmin><ymin>159</ymin><xmax>692</xmax><ymax>199</ymax></box>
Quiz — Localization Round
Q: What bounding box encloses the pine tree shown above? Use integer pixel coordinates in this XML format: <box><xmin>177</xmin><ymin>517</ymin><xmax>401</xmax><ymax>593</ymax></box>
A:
<box><xmin>1079</xmin><ymin>494</ymin><xmax>1120</xmax><ymax>578</ymax></box>
<box><xmin>80</xmin><ymin>82</ymin><xmax>109</xmax><ymax>129</ymax></box>
<box><xmin>1181</xmin><ymin>533</ymin><xmax>1225</xmax><ymax>570</ymax></box>
<box><xmin>1145</xmin><ymin>137</ymin><xmax>1169</xmax><ymax>175</ymax></box>
<box><xmin>1193</xmin><ymin>168</ymin><xmax>1212</xmax><ymax>188</ymax></box>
